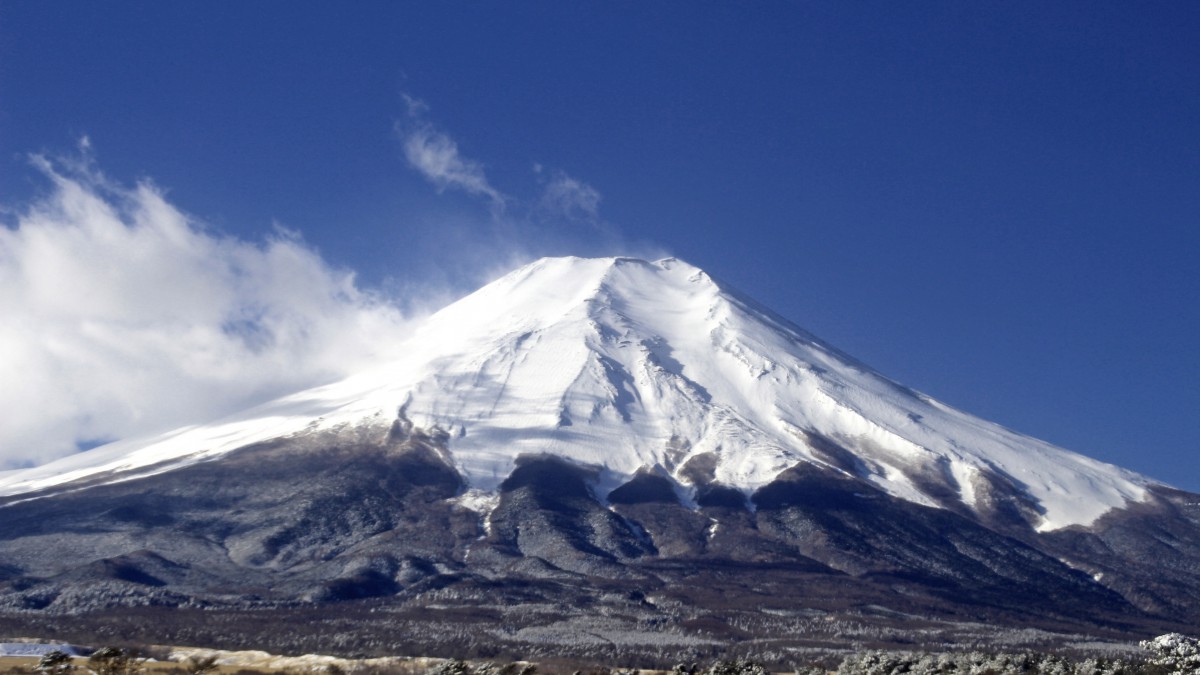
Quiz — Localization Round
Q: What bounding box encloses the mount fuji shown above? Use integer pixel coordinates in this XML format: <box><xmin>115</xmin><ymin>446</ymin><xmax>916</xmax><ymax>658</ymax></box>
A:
<box><xmin>1</xmin><ymin>256</ymin><xmax>1197</xmax><ymax>662</ymax></box>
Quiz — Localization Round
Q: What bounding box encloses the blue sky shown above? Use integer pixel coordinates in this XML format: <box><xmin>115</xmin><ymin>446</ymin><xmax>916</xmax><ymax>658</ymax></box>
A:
<box><xmin>1</xmin><ymin>2</ymin><xmax>1197</xmax><ymax>489</ymax></box>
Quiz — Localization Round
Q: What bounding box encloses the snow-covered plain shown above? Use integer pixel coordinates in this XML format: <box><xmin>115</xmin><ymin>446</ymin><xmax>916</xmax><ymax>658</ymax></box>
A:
<box><xmin>0</xmin><ymin>643</ymin><xmax>82</xmax><ymax>657</ymax></box>
<box><xmin>0</xmin><ymin>256</ymin><xmax>1152</xmax><ymax>530</ymax></box>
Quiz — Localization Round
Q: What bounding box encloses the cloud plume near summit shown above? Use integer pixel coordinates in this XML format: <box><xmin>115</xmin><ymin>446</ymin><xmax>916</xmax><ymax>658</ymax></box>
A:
<box><xmin>0</xmin><ymin>153</ymin><xmax>414</xmax><ymax>469</ymax></box>
<box><xmin>398</xmin><ymin>94</ymin><xmax>507</xmax><ymax>212</ymax></box>
<box><xmin>389</xmin><ymin>96</ymin><xmax>665</xmax><ymax>295</ymax></box>
<box><xmin>1</xmin><ymin>101</ymin><xmax>663</xmax><ymax>470</ymax></box>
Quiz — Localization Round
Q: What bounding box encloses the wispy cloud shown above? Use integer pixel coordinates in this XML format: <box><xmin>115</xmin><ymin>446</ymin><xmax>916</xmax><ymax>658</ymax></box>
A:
<box><xmin>398</xmin><ymin>96</ymin><xmax>506</xmax><ymax>212</ymax></box>
<box><xmin>392</xmin><ymin>101</ymin><xmax>674</xmax><ymax>290</ymax></box>
<box><xmin>391</xmin><ymin>96</ymin><xmax>667</xmax><ymax>281</ymax></box>
<box><xmin>0</xmin><ymin>147</ymin><xmax>415</xmax><ymax>468</ymax></box>
<box><xmin>536</xmin><ymin>166</ymin><xmax>602</xmax><ymax>223</ymax></box>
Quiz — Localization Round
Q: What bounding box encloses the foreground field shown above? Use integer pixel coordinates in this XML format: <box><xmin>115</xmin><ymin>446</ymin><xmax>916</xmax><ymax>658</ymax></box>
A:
<box><xmin>0</xmin><ymin>633</ymin><xmax>1198</xmax><ymax>675</ymax></box>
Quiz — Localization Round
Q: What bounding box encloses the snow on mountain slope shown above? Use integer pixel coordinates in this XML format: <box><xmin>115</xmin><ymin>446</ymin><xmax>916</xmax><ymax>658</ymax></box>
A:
<box><xmin>0</xmin><ymin>256</ymin><xmax>1152</xmax><ymax>531</ymax></box>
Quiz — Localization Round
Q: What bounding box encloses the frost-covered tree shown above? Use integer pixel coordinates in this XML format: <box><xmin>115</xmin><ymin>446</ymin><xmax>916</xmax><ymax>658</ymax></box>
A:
<box><xmin>181</xmin><ymin>655</ymin><xmax>219</xmax><ymax>675</ymax></box>
<box><xmin>1139</xmin><ymin>633</ymin><xmax>1200</xmax><ymax>674</ymax></box>
<box><xmin>37</xmin><ymin>650</ymin><xmax>73</xmax><ymax>675</ymax></box>
<box><xmin>703</xmin><ymin>660</ymin><xmax>768</xmax><ymax>675</ymax></box>
<box><xmin>429</xmin><ymin>660</ymin><xmax>473</xmax><ymax>675</ymax></box>
<box><xmin>86</xmin><ymin>648</ymin><xmax>139</xmax><ymax>675</ymax></box>
<box><xmin>833</xmin><ymin>649</ymin><xmax>1139</xmax><ymax>675</ymax></box>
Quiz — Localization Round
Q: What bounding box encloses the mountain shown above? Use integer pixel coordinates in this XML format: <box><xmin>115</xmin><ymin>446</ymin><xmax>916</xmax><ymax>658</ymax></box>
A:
<box><xmin>1</xmin><ymin>256</ymin><xmax>1197</xmax><ymax>664</ymax></box>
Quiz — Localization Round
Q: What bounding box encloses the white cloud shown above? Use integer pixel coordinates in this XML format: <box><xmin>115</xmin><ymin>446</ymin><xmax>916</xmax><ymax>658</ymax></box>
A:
<box><xmin>395</xmin><ymin>95</ymin><xmax>618</xmax><ymax>245</ymax></box>
<box><xmin>402</xmin><ymin>127</ymin><xmax>505</xmax><ymax>207</ymax></box>
<box><xmin>0</xmin><ymin>154</ymin><xmax>415</xmax><ymax>469</ymax></box>
<box><xmin>537</xmin><ymin>168</ymin><xmax>602</xmax><ymax>222</ymax></box>
<box><xmin>398</xmin><ymin>98</ymin><xmax>506</xmax><ymax>211</ymax></box>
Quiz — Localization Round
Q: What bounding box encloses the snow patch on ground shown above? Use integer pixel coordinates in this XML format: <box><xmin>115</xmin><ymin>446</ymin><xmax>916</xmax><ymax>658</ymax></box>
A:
<box><xmin>450</xmin><ymin>488</ymin><xmax>502</xmax><ymax>536</ymax></box>
<box><xmin>0</xmin><ymin>643</ymin><xmax>82</xmax><ymax>657</ymax></box>
<box><xmin>169</xmin><ymin>647</ymin><xmax>449</xmax><ymax>672</ymax></box>
<box><xmin>706</xmin><ymin>517</ymin><xmax>720</xmax><ymax>540</ymax></box>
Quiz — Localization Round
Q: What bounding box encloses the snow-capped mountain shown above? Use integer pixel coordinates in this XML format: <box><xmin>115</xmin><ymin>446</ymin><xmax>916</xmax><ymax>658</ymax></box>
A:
<box><xmin>2</xmin><ymin>256</ymin><xmax>1198</xmax><ymax>659</ymax></box>
<box><xmin>0</xmin><ymin>256</ymin><xmax>1152</xmax><ymax>531</ymax></box>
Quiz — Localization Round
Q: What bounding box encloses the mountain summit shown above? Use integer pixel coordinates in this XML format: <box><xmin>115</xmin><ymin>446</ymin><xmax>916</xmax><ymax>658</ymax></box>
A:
<box><xmin>0</xmin><ymin>256</ymin><xmax>1151</xmax><ymax>530</ymax></box>
<box><xmin>2</xmin><ymin>257</ymin><xmax>1198</xmax><ymax>660</ymax></box>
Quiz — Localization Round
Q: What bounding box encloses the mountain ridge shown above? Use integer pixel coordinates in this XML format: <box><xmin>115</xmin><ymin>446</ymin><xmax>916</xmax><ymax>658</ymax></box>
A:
<box><xmin>0</xmin><ymin>256</ymin><xmax>1154</xmax><ymax>532</ymax></box>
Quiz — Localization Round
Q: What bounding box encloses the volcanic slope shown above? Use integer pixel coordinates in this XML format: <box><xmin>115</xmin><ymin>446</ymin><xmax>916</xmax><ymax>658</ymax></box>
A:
<box><xmin>1</xmin><ymin>256</ymin><xmax>1198</xmax><ymax>660</ymax></box>
<box><xmin>0</xmin><ymin>256</ymin><xmax>1151</xmax><ymax>530</ymax></box>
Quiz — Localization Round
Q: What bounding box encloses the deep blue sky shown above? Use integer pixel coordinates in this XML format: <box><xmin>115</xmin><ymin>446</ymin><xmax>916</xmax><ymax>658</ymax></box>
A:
<box><xmin>2</xmin><ymin>2</ymin><xmax>1197</xmax><ymax>489</ymax></box>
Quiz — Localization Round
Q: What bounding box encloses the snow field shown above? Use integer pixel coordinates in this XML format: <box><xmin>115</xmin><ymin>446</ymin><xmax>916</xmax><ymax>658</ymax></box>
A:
<box><xmin>0</xmin><ymin>256</ymin><xmax>1151</xmax><ymax>531</ymax></box>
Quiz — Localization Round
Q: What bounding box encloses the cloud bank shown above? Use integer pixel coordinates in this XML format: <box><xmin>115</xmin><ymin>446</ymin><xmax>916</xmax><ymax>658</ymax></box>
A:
<box><xmin>0</xmin><ymin>153</ymin><xmax>414</xmax><ymax>469</ymax></box>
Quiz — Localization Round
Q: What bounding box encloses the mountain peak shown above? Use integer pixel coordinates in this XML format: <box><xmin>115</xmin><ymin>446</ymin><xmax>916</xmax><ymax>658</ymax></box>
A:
<box><xmin>0</xmin><ymin>256</ymin><xmax>1152</xmax><ymax>532</ymax></box>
